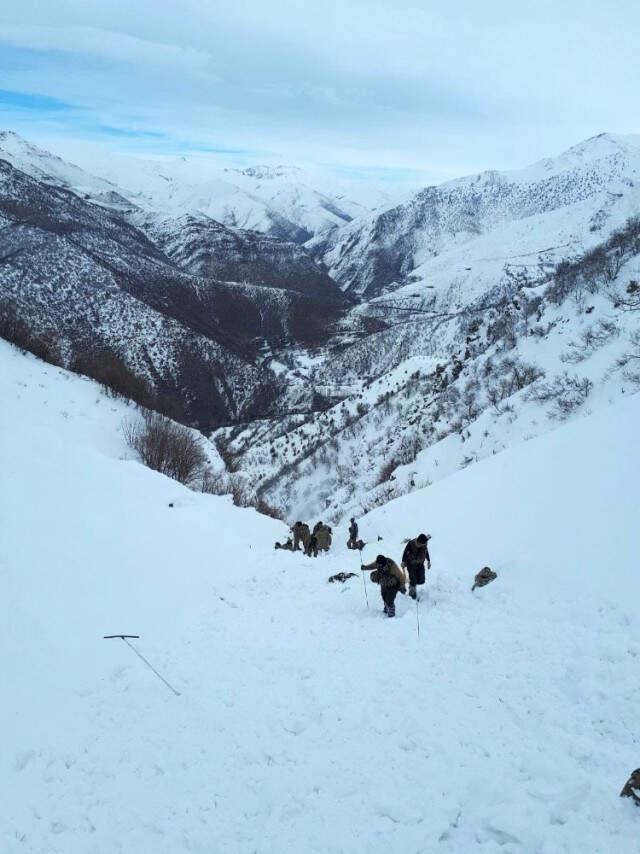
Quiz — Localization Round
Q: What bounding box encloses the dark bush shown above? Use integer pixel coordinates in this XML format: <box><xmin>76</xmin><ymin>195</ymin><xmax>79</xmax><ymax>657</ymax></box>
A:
<box><xmin>124</xmin><ymin>411</ymin><xmax>208</xmax><ymax>486</ymax></box>
<box><xmin>0</xmin><ymin>298</ymin><xmax>63</xmax><ymax>367</ymax></box>
<box><xmin>72</xmin><ymin>349</ymin><xmax>153</xmax><ymax>406</ymax></box>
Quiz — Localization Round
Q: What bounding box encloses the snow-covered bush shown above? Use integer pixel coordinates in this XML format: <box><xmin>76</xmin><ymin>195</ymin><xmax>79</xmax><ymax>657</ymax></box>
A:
<box><xmin>524</xmin><ymin>372</ymin><xmax>593</xmax><ymax>420</ymax></box>
<box><xmin>616</xmin><ymin>329</ymin><xmax>640</xmax><ymax>387</ymax></box>
<box><xmin>485</xmin><ymin>356</ymin><xmax>543</xmax><ymax>412</ymax></box>
<box><xmin>561</xmin><ymin>319</ymin><xmax>619</xmax><ymax>364</ymax></box>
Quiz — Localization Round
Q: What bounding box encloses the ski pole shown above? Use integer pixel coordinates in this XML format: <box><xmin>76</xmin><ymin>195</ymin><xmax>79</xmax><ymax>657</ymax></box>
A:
<box><xmin>416</xmin><ymin>597</ymin><xmax>420</xmax><ymax>637</ymax></box>
<box><xmin>359</xmin><ymin>552</ymin><xmax>369</xmax><ymax>609</ymax></box>
<box><xmin>104</xmin><ymin>635</ymin><xmax>181</xmax><ymax>696</ymax></box>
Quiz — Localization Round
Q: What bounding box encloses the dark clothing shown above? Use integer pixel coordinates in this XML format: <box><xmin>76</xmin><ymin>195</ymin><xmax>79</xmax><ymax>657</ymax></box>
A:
<box><xmin>347</xmin><ymin>520</ymin><xmax>359</xmax><ymax>549</ymax></box>
<box><xmin>621</xmin><ymin>769</ymin><xmax>640</xmax><ymax>805</ymax></box>
<box><xmin>306</xmin><ymin>534</ymin><xmax>318</xmax><ymax>557</ymax></box>
<box><xmin>275</xmin><ymin>539</ymin><xmax>294</xmax><ymax>551</ymax></box>
<box><xmin>403</xmin><ymin>538</ymin><xmax>429</xmax><ymax>596</ymax></box>
<box><xmin>402</xmin><ymin>538</ymin><xmax>430</xmax><ymax>567</ymax></box>
<box><xmin>292</xmin><ymin>522</ymin><xmax>311</xmax><ymax>551</ymax></box>
<box><xmin>407</xmin><ymin>563</ymin><xmax>426</xmax><ymax>586</ymax></box>
<box><xmin>381</xmin><ymin>586</ymin><xmax>398</xmax><ymax>617</ymax></box>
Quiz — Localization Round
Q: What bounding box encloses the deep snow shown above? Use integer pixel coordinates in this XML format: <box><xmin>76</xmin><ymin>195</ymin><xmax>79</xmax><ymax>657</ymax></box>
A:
<box><xmin>1</xmin><ymin>340</ymin><xmax>639</xmax><ymax>853</ymax></box>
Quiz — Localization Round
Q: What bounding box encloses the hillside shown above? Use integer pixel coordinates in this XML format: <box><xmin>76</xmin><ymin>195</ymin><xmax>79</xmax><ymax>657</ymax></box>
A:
<box><xmin>0</xmin><ymin>146</ymin><xmax>356</xmax><ymax>429</ymax></box>
<box><xmin>1</xmin><ymin>340</ymin><xmax>638</xmax><ymax>853</ymax></box>
<box><xmin>2</xmin><ymin>129</ymin><xmax>640</xmax><ymax>523</ymax></box>
<box><xmin>312</xmin><ymin>133</ymin><xmax>640</xmax><ymax>300</ymax></box>
<box><xmin>2</xmin><ymin>132</ymin><xmax>388</xmax><ymax>243</ymax></box>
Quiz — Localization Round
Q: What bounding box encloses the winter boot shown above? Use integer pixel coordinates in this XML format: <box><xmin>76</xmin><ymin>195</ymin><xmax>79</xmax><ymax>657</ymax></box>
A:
<box><xmin>409</xmin><ymin>585</ymin><xmax>417</xmax><ymax>600</ymax></box>
<box><xmin>386</xmin><ymin>603</ymin><xmax>396</xmax><ymax>618</ymax></box>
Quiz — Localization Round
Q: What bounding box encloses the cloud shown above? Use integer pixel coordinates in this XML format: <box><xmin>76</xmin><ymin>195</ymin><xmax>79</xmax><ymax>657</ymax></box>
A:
<box><xmin>0</xmin><ymin>1</ymin><xmax>639</xmax><ymax>186</ymax></box>
<box><xmin>0</xmin><ymin>25</ymin><xmax>213</xmax><ymax>75</ymax></box>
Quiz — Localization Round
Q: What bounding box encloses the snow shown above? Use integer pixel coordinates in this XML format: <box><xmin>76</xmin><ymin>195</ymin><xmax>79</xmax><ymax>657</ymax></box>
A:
<box><xmin>1</xmin><ymin>340</ymin><xmax>639</xmax><ymax>852</ymax></box>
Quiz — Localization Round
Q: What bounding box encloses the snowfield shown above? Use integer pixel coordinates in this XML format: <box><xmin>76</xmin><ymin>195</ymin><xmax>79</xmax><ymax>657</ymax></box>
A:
<box><xmin>1</xmin><ymin>341</ymin><xmax>639</xmax><ymax>853</ymax></box>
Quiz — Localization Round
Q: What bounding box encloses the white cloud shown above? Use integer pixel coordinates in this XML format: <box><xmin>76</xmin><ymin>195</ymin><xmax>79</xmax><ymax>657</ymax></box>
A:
<box><xmin>0</xmin><ymin>1</ymin><xmax>639</xmax><ymax>184</ymax></box>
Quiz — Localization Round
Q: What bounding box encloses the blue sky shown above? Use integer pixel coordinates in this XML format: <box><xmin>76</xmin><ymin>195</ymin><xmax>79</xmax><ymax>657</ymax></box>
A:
<box><xmin>1</xmin><ymin>1</ymin><xmax>639</xmax><ymax>186</ymax></box>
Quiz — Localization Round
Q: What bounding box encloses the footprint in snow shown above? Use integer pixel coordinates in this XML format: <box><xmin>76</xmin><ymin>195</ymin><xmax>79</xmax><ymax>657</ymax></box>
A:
<box><xmin>283</xmin><ymin>720</ymin><xmax>305</xmax><ymax>736</ymax></box>
<box><xmin>110</xmin><ymin>665</ymin><xmax>130</xmax><ymax>683</ymax></box>
<box><xmin>13</xmin><ymin>750</ymin><xmax>37</xmax><ymax>772</ymax></box>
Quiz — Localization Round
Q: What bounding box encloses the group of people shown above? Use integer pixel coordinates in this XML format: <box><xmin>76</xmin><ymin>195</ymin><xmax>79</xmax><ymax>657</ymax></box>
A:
<box><xmin>275</xmin><ymin>520</ymin><xmax>333</xmax><ymax>556</ymax></box>
<box><xmin>276</xmin><ymin>517</ymin><xmax>498</xmax><ymax>617</ymax></box>
<box><xmin>362</xmin><ymin>533</ymin><xmax>432</xmax><ymax>618</ymax></box>
<box><xmin>276</xmin><ymin>517</ymin><xmax>436</xmax><ymax>619</ymax></box>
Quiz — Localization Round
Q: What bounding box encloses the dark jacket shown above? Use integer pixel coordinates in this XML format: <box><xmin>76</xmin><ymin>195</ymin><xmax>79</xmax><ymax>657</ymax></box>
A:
<box><xmin>402</xmin><ymin>538</ymin><xmax>430</xmax><ymax>567</ymax></box>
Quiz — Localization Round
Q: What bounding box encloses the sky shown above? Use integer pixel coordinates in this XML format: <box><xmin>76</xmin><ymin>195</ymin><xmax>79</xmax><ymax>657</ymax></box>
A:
<box><xmin>1</xmin><ymin>0</ymin><xmax>639</xmax><ymax>187</ymax></box>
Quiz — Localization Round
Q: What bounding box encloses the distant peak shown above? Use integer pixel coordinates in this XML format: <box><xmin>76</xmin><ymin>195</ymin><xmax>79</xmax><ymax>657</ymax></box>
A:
<box><xmin>0</xmin><ymin>130</ymin><xmax>29</xmax><ymax>144</ymax></box>
<box><xmin>229</xmin><ymin>164</ymin><xmax>304</xmax><ymax>181</ymax></box>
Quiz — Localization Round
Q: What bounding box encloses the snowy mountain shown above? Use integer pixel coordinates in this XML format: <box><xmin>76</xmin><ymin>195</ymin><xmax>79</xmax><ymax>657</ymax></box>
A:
<box><xmin>0</xmin><ymin>148</ymin><xmax>359</xmax><ymax>428</ymax></box>
<box><xmin>1</xmin><ymin>131</ymin><xmax>392</xmax><ymax>243</ymax></box>
<box><xmin>1</xmin><ymin>338</ymin><xmax>638</xmax><ymax>852</ymax></box>
<box><xmin>0</xmin><ymin>131</ymin><xmax>135</xmax><ymax>212</ymax></box>
<box><xmin>143</xmin><ymin>213</ymin><xmax>346</xmax><ymax>302</ymax></box>
<box><xmin>312</xmin><ymin>133</ymin><xmax>640</xmax><ymax>300</ymax></box>
<box><xmin>73</xmin><ymin>146</ymin><xmax>391</xmax><ymax>242</ymax></box>
<box><xmin>216</xmin><ymin>135</ymin><xmax>640</xmax><ymax>520</ymax></box>
<box><xmin>2</xmin><ymin>129</ymin><xmax>640</xmax><ymax>525</ymax></box>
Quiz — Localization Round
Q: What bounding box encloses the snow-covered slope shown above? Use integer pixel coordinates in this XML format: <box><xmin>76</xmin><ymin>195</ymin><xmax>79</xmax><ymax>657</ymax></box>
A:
<box><xmin>0</xmin><ymin>131</ymin><xmax>390</xmax><ymax>243</ymax></box>
<box><xmin>83</xmin><ymin>152</ymin><xmax>390</xmax><ymax>242</ymax></box>
<box><xmin>217</xmin><ymin>223</ymin><xmax>640</xmax><ymax>521</ymax></box>
<box><xmin>313</xmin><ymin>133</ymin><xmax>640</xmax><ymax>299</ymax></box>
<box><xmin>0</xmin><ymin>131</ymin><xmax>135</xmax><ymax>212</ymax></box>
<box><xmin>1</xmin><ymin>340</ymin><xmax>638</xmax><ymax>853</ymax></box>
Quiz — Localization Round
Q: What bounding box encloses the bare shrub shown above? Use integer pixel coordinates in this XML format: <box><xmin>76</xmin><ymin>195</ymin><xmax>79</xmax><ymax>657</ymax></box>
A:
<box><xmin>561</xmin><ymin>319</ymin><xmax>619</xmax><ymax>364</ymax></box>
<box><xmin>396</xmin><ymin>432</ymin><xmax>422</xmax><ymax>465</ymax></box>
<box><xmin>485</xmin><ymin>357</ymin><xmax>543</xmax><ymax>412</ymax></box>
<box><xmin>124</xmin><ymin>411</ymin><xmax>208</xmax><ymax>486</ymax></box>
<box><xmin>73</xmin><ymin>349</ymin><xmax>153</xmax><ymax>406</ymax></box>
<box><xmin>376</xmin><ymin>457</ymin><xmax>398</xmax><ymax>486</ymax></box>
<box><xmin>524</xmin><ymin>372</ymin><xmax>593</xmax><ymax>420</ymax></box>
<box><xmin>0</xmin><ymin>298</ymin><xmax>63</xmax><ymax>366</ymax></box>
<box><xmin>253</xmin><ymin>497</ymin><xmax>284</xmax><ymax>520</ymax></box>
<box><xmin>609</xmin><ymin>280</ymin><xmax>640</xmax><ymax>312</ymax></box>
<box><xmin>548</xmin><ymin>217</ymin><xmax>640</xmax><ymax>305</ymax></box>
<box><xmin>616</xmin><ymin>329</ymin><xmax>640</xmax><ymax>386</ymax></box>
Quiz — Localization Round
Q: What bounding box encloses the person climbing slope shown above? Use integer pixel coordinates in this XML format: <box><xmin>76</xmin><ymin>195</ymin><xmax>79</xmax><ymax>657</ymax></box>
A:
<box><xmin>361</xmin><ymin>554</ymin><xmax>407</xmax><ymax>618</ymax></box>
<box><xmin>401</xmin><ymin>533</ymin><xmax>431</xmax><ymax>600</ymax></box>
<box><xmin>347</xmin><ymin>517</ymin><xmax>359</xmax><ymax>549</ymax></box>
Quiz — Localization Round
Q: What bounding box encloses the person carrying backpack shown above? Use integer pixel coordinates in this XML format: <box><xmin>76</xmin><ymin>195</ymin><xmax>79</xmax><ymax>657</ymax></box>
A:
<box><xmin>401</xmin><ymin>533</ymin><xmax>431</xmax><ymax>600</ymax></box>
<box><xmin>361</xmin><ymin>554</ymin><xmax>407</xmax><ymax>618</ymax></box>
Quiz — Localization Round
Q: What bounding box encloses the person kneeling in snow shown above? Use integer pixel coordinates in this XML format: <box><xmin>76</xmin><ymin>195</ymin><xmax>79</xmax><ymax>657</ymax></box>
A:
<box><xmin>361</xmin><ymin>554</ymin><xmax>407</xmax><ymax>618</ymax></box>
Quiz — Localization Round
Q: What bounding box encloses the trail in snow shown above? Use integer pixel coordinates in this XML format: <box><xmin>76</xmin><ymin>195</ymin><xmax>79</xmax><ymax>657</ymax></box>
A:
<box><xmin>1</xmin><ymin>341</ymin><xmax>639</xmax><ymax>853</ymax></box>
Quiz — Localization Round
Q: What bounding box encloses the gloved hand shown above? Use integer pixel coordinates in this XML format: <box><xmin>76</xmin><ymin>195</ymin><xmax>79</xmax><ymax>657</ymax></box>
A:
<box><xmin>427</xmin><ymin>561</ymin><xmax>431</xmax><ymax>570</ymax></box>
<box><xmin>400</xmin><ymin>586</ymin><xmax>407</xmax><ymax>595</ymax></box>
